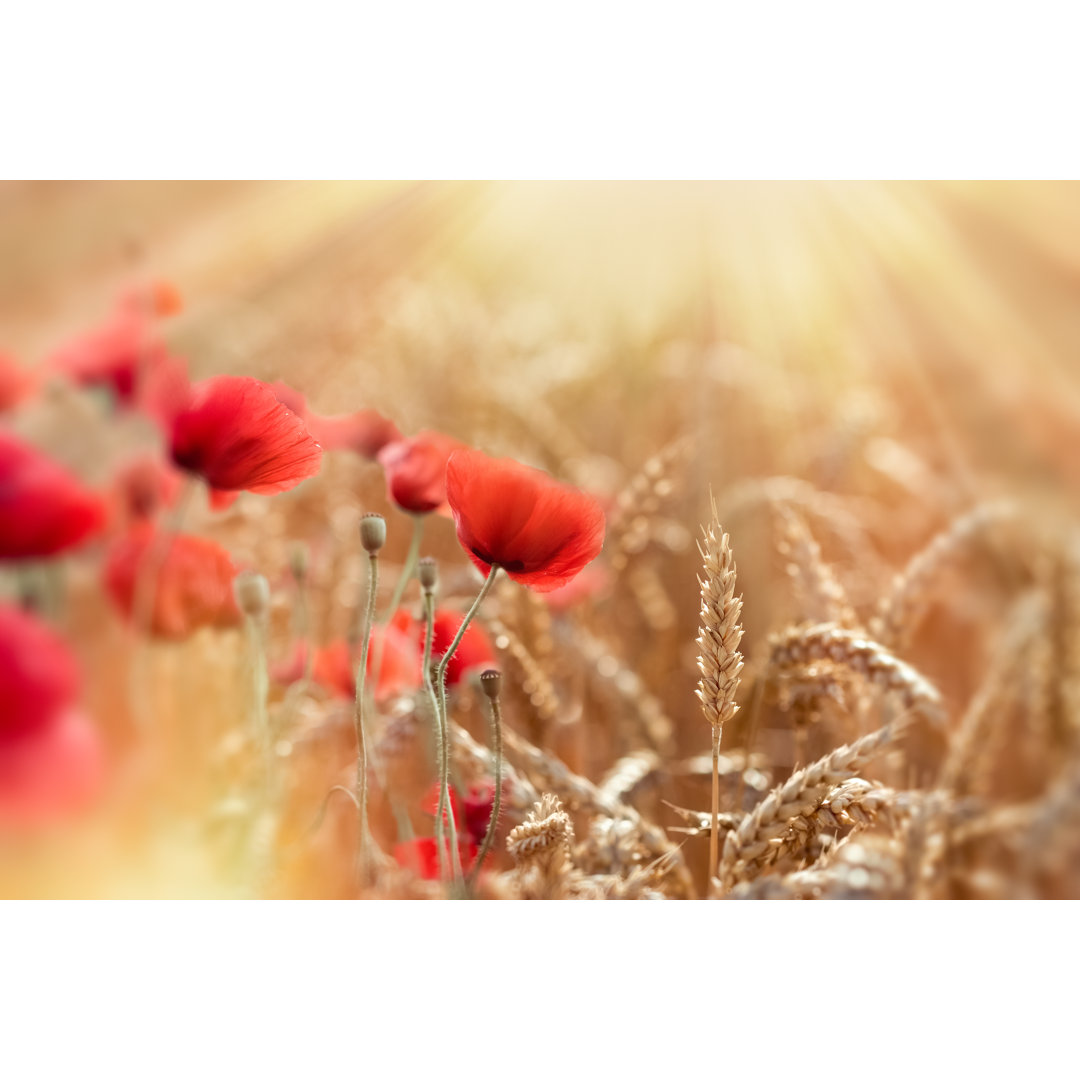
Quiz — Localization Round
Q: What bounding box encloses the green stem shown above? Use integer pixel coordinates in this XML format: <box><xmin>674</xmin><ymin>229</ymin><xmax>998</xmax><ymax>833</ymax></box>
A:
<box><xmin>438</xmin><ymin>670</ymin><xmax>465</xmax><ymax>886</ymax></box>
<box><xmin>246</xmin><ymin>610</ymin><xmax>273</xmax><ymax>801</ymax></box>
<box><xmin>130</xmin><ymin>476</ymin><xmax>196</xmax><ymax>731</ymax></box>
<box><xmin>353</xmin><ymin>550</ymin><xmax>380</xmax><ymax>885</ymax></box>
<box><xmin>421</xmin><ymin>590</ymin><xmax>448</xmax><ymax>883</ymax></box>
<box><xmin>433</xmin><ymin>564</ymin><xmax>500</xmax><ymax>890</ymax></box>
<box><xmin>434</xmin><ymin>565</ymin><xmax>501</xmax><ymax>687</ymax></box>
<box><xmin>469</xmin><ymin>693</ymin><xmax>503</xmax><ymax>889</ymax></box>
<box><xmin>381</xmin><ymin>513</ymin><xmax>424</xmax><ymax>623</ymax></box>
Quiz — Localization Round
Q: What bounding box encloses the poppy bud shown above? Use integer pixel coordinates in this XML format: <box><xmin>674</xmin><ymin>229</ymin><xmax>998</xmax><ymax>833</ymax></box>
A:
<box><xmin>359</xmin><ymin>513</ymin><xmax>386</xmax><ymax>553</ymax></box>
<box><xmin>479</xmin><ymin>669</ymin><xmax>502</xmax><ymax>701</ymax></box>
<box><xmin>289</xmin><ymin>543</ymin><xmax>309</xmax><ymax>583</ymax></box>
<box><xmin>234</xmin><ymin>570</ymin><xmax>271</xmax><ymax>618</ymax></box>
<box><xmin>418</xmin><ymin>557</ymin><xmax>439</xmax><ymax>594</ymax></box>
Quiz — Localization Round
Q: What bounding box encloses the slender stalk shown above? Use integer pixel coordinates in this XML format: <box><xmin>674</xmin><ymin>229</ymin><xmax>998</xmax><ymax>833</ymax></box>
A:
<box><xmin>290</xmin><ymin>544</ymin><xmax>314</xmax><ymax>684</ymax></box>
<box><xmin>130</xmin><ymin>476</ymin><xmax>196</xmax><ymax>730</ymax></box>
<box><xmin>382</xmin><ymin>514</ymin><xmax>425</xmax><ymax>623</ymax></box>
<box><xmin>247</xmin><ymin>612</ymin><xmax>273</xmax><ymax>794</ymax></box>
<box><xmin>433</xmin><ymin>564</ymin><xmax>501</xmax><ymax>889</ymax></box>
<box><xmin>437</xmin><ymin>670</ymin><xmax>465</xmax><ymax>885</ymax></box>
<box><xmin>709</xmin><ymin>724</ymin><xmax>722</xmax><ymax>884</ymax></box>
<box><xmin>470</xmin><ymin>671</ymin><xmax>504</xmax><ymax>888</ymax></box>
<box><xmin>421</xmin><ymin>590</ymin><xmax>448</xmax><ymax>883</ymax></box>
<box><xmin>353</xmin><ymin>548</ymin><xmax>380</xmax><ymax>884</ymax></box>
<box><xmin>368</xmin><ymin>514</ymin><xmax>425</xmax><ymax>705</ymax></box>
<box><xmin>434</xmin><ymin>565</ymin><xmax>501</xmax><ymax>687</ymax></box>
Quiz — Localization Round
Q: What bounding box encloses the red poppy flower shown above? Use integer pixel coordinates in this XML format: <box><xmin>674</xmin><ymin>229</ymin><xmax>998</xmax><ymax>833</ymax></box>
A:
<box><xmin>47</xmin><ymin>311</ymin><xmax>173</xmax><ymax>406</ymax></box>
<box><xmin>110</xmin><ymin>452</ymin><xmax>184</xmax><ymax>524</ymax></box>
<box><xmin>0</xmin><ymin>352</ymin><xmax>37</xmax><ymax>413</ymax></box>
<box><xmin>307</xmin><ymin>409</ymin><xmax>402</xmax><ymax>460</ymax></box>
<box><xmin>393</xmin><ymin>837</ymin><xmax>478</xmax><ymax>881</ymax></box>
<box><xmin>445</xmin><ymin>447</ymin><xmax>606</xmax><ymax>592</ymax></box>
<box><xmin>421</xmin><ymin>779</ymin><xmax>461</xmax><ymax>827</ymax></box>
<box><xmin>103</xmin><ymin>522</ymin><xmax>243</xmax><ymax>639</ymax></box>
<box><xmin>377</xmin><ymin>430</ymin><xmax>465</xmax><ymax>515</ymax></box>
<box><xmin>0</xmin><ymin>605</ymin><xmax>81</xmax><ymax>739</ymax></box>
<box><xmin>430</xmin><ymin>610</ymin><xmax>497</xmax><ymax>687</ymax></box>
<box><xmin>0</xmin><ymin>708</ymin><xmax>105</xmax><ymax>829</ymax></box>
<box><xmin>310</xmin><ymin>617</ymin><xmax>422</xmax><ymax>702</ymax></box>
<box><xmin>168</xmin><ymin>375</ymin><xmax>323</xmax><ymax>497</ymax></box>
<box><xmin>0</xmin><ymin>431</ymin><xmax>106</xmax><ymax>560</ymax></box>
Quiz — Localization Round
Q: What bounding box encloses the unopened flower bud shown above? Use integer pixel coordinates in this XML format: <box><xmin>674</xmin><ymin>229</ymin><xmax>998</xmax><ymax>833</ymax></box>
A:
<box><xmin>359</xmin><ymin>513</ymin><xmax>386</xmax><ymax>553</ymax></box>
<box><xmin>418</xmin><ymin>557</ymin><xmax>439</xmax><ymax>593</ymax></box>
<box><xmin>234</xmin><ymin>570</ymin><xmax>270</xmax><ymax>618</ymax></box>
<box><xmin>479</xmin><ymin>669</ymin><xmax>502</xmax><ymax>700</ymax></box>
<box><xmin>289</xmin><ymin>543</ymin><xmax>309</xmax><ymax>582</ymax></box>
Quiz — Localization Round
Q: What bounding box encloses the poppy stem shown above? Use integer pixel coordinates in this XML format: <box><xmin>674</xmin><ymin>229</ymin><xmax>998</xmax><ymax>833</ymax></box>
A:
<box><xmin>421</xmin><ymin>591</ymin><xmax>449</xmax><ymax>884</ymax></box>
<box><xmin>380</xmin><ymin>513</ymin><xmax>425</xmax><ymax>625</ymax></box>
<box><xmin>433</xmin><ymin>565</ymin><xmax>500</xmax><ymax>891</ymax></box>
<box><xmin>436</xmin><ymin>672</ymin><xmax>465</xmax><ymax>887</ymax></box>
<box><xmin>364</xmin><ymin>513</ymin><xmax>425</xmax><ymax>793</ymax></box>
<box><xmin>353</xmin><ymin>547</ymin><xmax>380</xmax><ymax>887</ymax></box>
<box><xmin>435</xmin><ymin>565</ymin><xmax>501</xmax><ymax>687</ymax></box>
<box><xmin>469</xmin><ymin>670</ymin><xmax>503</xmax><ymax>890</ymax></box>
<box><xmin>129</xmin><ymin>475</ymin><xmax>197</xmax><ymax>730</ymax></box>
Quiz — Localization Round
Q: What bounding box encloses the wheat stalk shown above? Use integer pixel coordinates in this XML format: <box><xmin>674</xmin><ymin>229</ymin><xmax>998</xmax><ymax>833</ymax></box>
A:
<box><xmin>696</xmin><ymin>510</ymin><xmax>745</xmax><ymax>881</ymax></box>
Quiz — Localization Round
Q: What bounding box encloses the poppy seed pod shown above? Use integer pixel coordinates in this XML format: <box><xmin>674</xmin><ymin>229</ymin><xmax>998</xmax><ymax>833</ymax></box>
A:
<box><xmin>479</xmin><ymin>669</ymin><xmax>502</xmax><ymax>700</ymax></box>
<box><xmin>359</xmin><ymin>513</ymin><xmax>386</xmax><ymax>553</ymax></box>
<box><xmin>234</xmin><ymin>570</ymin><xmax>271</xmax><ymax>618</ymax></box>
<box><xmin>418</xmin><ymin>557</ymin><xmax>439</xmax><ymax>593</ymax></box>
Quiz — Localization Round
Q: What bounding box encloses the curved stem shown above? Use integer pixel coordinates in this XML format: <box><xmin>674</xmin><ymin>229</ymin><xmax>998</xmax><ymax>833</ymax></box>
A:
<box><xmin>435</xmin><ymin>565</ymin><xmax>501</xmax><ymax>685</ymax></box>
<box><xmin>469</xmin><ymin>693</ymin><xmax>503</xmax><ymax>889</ymax></box>
<box><xmin>368</xmin><ymin>514</ymin><xmax>424</xmax><ymax>707</ymax></box>
<box><xmin>382</xmin><ymin>514</ymin><xmax>425</xmax><ymax>623</ymax></box>
<box><xmin>353</xmin><ymin>550</ymin><xmax>380</xmax><ymax>885</ymax></box>
<box><xmin>437</xmin><ymin>671</ymin><xmax>464</xmax><ymax>885</ymax></box>
<box><xmin>433</xmin><ymin>564</ymin><xmax>500</xmax><ymax>890</ymax></box>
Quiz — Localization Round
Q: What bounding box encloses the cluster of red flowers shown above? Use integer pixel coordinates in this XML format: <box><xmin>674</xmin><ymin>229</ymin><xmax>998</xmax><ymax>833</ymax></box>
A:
<box><xmin>1</xmin><ymin>280</ymin><xmax>609</xmax><ymax>849</ymax></box>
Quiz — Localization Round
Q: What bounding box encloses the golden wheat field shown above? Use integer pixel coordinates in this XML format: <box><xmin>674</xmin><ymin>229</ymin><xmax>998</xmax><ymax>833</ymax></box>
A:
<box><xmin>5</xmin><ymin>180</ymin><xmax>1080</xmax><ymax>901</ymax></box>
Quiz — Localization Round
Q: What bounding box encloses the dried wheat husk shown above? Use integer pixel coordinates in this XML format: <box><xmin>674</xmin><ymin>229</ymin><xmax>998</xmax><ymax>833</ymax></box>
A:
<box><xmin>767</xmin><ymin>622</ymin><xmax>945</xmax><ymax>727</ymax></box>
<box><xmin>774</xmin><ymin>503</ymin><xmax>857</xmax><ymax>627</ymax></box>
<box><xmin>500</xmin><ymin>723</ymin><xmax>694</xmax><ymax>897</ymax></box>
<box><xmin>871</xmin><ymin>500</ymin><xmax>1017</xmax><ymax>650</ymax></box>
<box><xmin>717</xmin><ymin>717</ymin><xmax>911</xmax><ymax>891</ymax></box>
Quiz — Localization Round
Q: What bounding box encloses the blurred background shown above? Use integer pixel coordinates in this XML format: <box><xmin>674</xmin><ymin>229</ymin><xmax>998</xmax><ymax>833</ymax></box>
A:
<box><xmin>4</xmin><ymin>181</ymin><xmax>1080</xmax><ymax>898</ymax></box>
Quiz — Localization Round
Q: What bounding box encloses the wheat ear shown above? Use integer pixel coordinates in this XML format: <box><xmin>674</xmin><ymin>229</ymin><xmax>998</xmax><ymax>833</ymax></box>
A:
<box><xmin>718</xmin><ymin>717</ymin><xmax>909</xmax><ymax>892</ymax></box>
<box><xmin>768</xmin><ymin>623</ymin><xmax>944</xmax><ymax>725</ymax></box>
<box><xmin>696</xmin><ymin>511</ymin><xmax>744</xmax><ymax>883</ymax></box>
